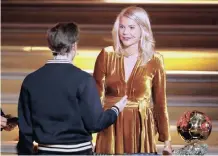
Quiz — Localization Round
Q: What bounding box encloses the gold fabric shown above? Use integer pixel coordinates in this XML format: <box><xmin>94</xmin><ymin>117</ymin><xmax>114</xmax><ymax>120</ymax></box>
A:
<box><xmin>93</xmin><ymin>46</ymin><xmax>171</xmax><ymax>154</ymax></box>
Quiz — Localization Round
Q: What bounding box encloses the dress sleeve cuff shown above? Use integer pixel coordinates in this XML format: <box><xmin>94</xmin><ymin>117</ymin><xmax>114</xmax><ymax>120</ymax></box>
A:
<box><xmin>158</xmin><ymin>134</ymin><xmax>171</xmax><ymax>142</ymax></box>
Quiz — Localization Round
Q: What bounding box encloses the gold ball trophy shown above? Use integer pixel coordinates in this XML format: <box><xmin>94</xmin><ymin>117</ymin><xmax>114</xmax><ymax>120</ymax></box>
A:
<box><xmin>173</xmin><ymin>110</ymin><xmax>212</xmax><ymax>155</ymax></box>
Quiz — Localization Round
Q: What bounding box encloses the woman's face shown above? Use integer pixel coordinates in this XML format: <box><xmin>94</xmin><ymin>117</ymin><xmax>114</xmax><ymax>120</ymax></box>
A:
<box><xmin>119</xmin><ymin>16</ymin><xmax>141</xmax><ymax>48</ymax></box>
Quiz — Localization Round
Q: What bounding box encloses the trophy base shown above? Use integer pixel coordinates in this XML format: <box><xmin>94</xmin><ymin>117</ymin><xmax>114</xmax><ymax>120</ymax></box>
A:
<box><xmin>173</xmin><ymin>142</ymin><xmax>208</xmax><ymax>155</ymax></box>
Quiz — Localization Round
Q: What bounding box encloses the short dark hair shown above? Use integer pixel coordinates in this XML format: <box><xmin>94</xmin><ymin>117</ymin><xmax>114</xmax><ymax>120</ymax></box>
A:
<box><xmin>47</xmin><ymin>22</ymin><xmax>79</xmax><ymax>55</ymax></box>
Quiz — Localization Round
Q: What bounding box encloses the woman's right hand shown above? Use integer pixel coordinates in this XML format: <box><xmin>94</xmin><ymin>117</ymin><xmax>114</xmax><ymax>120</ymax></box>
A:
<box><xmin>162</xmin><ymin>141</ymin><xmax>173</xmax><ymax>155</ymax></box>
<box><xmin>115</xmin><ymin>95</ymin><xmax>128</xmax><ymax>112</ymax></box>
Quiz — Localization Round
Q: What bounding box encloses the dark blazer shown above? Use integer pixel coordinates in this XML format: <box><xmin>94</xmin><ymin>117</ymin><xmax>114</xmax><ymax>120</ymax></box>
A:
<box><xmin>17</xmin><ymin>59</ymin><xmax>119</xmax><ymax>155</ymax></box>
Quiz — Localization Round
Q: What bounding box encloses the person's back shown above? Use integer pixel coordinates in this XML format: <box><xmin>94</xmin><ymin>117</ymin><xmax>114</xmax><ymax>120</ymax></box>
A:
<box><xmin>24</xmin><ymin>62</ymin><xmax>93</xmax><ymax>144</ymax></box>
<box><xmin>17</xmin><ymin>22</ymin><xmax>127</xmax><ymax>155</ymax></box>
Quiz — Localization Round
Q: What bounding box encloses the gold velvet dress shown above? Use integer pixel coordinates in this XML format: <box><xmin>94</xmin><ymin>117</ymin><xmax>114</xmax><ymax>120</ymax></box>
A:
<box><xmin>93</xmin><ymin>46</ymin><xmax>171</xmax><ymax>154</ymax></box>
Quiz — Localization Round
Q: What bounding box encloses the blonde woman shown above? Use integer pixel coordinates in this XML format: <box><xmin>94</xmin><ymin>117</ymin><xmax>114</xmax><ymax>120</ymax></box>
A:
<box><xmin>93</xmin><ymin>6</ymin><xmax>172</xmax><ymax>155</ymax></box>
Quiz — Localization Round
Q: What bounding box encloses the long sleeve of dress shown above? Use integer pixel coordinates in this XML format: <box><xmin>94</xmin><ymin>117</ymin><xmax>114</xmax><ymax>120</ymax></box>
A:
<box><xmin>152</xmin><ymin>54</ymin><xmax>171</xmax><ymax>142</ymax></box>
<box><xmin>17</xmin><ymin>83</ymin><xmax>34</xmax><ymax>155</ymax></box>
<box><xmin>93</xmin><ymin>49</ymin><xmax>107</xmax><ymax>103</ymax></box>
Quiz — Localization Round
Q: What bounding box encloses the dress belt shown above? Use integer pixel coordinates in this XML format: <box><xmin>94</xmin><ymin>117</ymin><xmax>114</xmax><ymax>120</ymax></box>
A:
<box><xmin>103</xmin><ymin>96</ymin><xmax>149</xmax><ymax>153</ymax></box>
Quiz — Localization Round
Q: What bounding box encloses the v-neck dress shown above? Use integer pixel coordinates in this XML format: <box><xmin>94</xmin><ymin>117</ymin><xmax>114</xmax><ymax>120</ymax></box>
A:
<box><xmin>93</xmin><ymin>46</ymin><xmax>171</xmax><ymax>154</ymax></box>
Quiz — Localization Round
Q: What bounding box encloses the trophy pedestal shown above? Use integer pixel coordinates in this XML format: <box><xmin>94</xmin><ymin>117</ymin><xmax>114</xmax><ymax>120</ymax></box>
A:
<box><xmin>173</xmin><ymin>142</ymin><xmax>208</xmax><ymax>155</ymax></box>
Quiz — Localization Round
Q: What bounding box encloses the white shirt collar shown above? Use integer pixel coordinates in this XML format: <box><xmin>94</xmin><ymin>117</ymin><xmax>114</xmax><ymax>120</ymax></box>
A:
<box><xmin>46</xmin><ymin>59</ymin><xmax>72</xmax><ymax>64</ymax></box>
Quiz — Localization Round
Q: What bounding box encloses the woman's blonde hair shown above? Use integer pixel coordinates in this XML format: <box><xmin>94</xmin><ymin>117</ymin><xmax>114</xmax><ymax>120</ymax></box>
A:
<box><xmin>112</xmin><ymin>6</ymin><xmax>155</xmax><ymax>65</ymax></box>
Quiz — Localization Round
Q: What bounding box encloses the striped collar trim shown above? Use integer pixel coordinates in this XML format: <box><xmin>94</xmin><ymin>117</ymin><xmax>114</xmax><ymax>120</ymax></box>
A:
<box><xmin>46</xmin><ymin>59</ymin><xmax>72</xmax><ymax>64</ymax></box>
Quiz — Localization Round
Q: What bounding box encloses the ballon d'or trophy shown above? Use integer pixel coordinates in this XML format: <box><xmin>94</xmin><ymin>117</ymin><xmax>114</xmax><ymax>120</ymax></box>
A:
<box><xmin>173</xmin><ymin>110</ymin><xmax>212</xmax><ymax>155</ymax></box>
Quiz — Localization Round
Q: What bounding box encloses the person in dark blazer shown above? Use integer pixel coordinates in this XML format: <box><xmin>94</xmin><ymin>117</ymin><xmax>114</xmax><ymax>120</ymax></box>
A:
<box><xmin>17</xmin><ymin>22</ymin><xmax>127</xmax><ymax>155</ymax></box>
